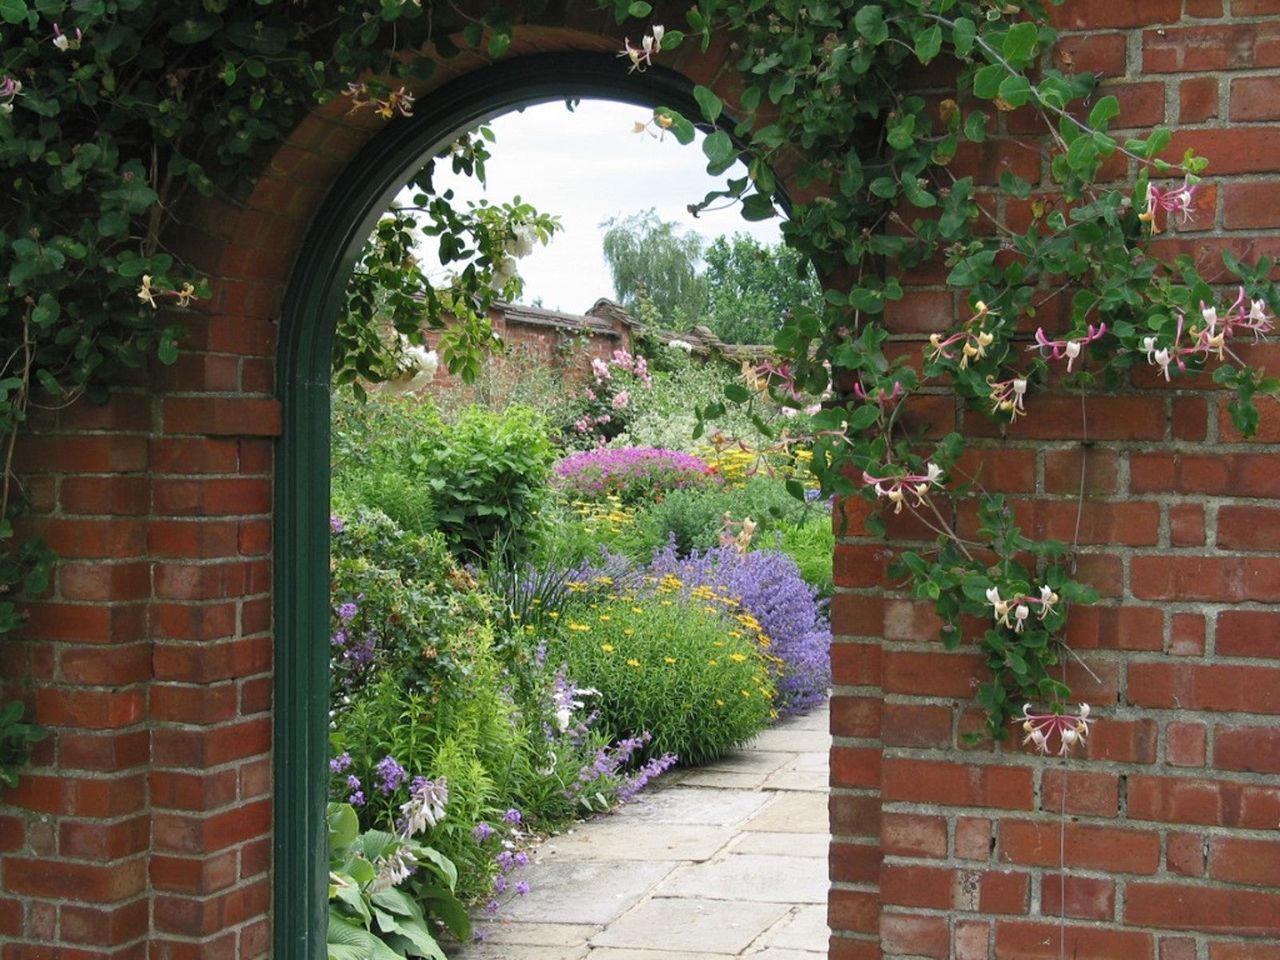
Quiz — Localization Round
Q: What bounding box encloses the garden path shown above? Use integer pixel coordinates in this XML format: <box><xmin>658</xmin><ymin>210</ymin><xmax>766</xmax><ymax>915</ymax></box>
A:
<box><xmin>453</xmin><ymin>700</ymin><xmax>831</xmax><ymax>960</ymax></box>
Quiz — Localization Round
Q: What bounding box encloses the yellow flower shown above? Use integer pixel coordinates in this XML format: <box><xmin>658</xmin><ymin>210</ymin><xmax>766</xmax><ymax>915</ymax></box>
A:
<box><xmin>715</xmin><ymin>698</ymin><xmax>725</xmax><ymax>706</ymax></box>
<box><xmin>730</xmin><ymin>653</ymin><xmax>748</xmax><ymax>663</ymax></box>
<box><xmin>728</xmin><ymin>630</ymin><xmax>743</xmax><ymax>638</ymax></box>
<box><xmin>599</xmin><ymin>615</ymin><xmax>611</xmax><ymax>621</ymax></box>
<box><xmin>626</xmin><ymin>658</ymin><xmax>641</xmax><ymax>667</ymax></box>
<box><xmin>661</xmin><ymin>600</ymin><xmax>674</xmax><ymax>606</ymax></box>
<box><xmin>664</xmin><ymin>656</ymin><xmax>677</xmax><ymax>664</ymax></box>
<box><xmin>547</xmin><ymin>611</ymin><xmax>559</xmax><ymax>619</ymax></box>
<box><xmin>568</xmin><ymin>622</ymin><xmax>591</xmax><ymax>632</ymax></box>
<box><xmin>712</xmin><ymin>641</ymin><xmax>724</xmax><ymax>648</ymax></box>
<box><xmin>631</xmin><ymin>607</ymin><xmax>644</xmax><ymax>614</ymax></box>
<box><xmin>741</xmin><ymin>689</ymin><xmax>751</xmax><ymax>697</ymax></box>
<box><xmin>708</xmin><ymin>659</ymin><xmax>719</xmax><ymax>666</ymax></box>
<box><xmin>623</xmin><ymin>628</ymin><xmax>634</xmax><ymax>636</ymax></box>
<box><xmin>601</xmin><ymin>643</ymin><xmax>616</xmax><ymax>653</ymax></box>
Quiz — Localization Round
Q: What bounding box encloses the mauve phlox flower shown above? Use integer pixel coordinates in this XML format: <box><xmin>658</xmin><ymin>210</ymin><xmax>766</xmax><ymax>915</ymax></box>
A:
<box><xmin>472</xmin><ymin>821</ymin><xmax>494</xmax><ymax>843</ymax></box>
<box><xmin>374</xmin><ymin>755</ymin><xmax>407</xmax><ymax>795</ymax></box>
<box><xmin>1015</xmin><ymin>703</ymin><xmax>1093</xmax><ymax>756</ymax></box>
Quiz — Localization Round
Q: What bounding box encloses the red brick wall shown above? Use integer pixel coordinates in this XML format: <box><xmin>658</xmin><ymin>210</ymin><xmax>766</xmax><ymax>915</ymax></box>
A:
<box><xmin>829</xmin><ymin>3</ymin><xmax>1280</xmax><ymax>958</ymax></box>
<box><xmin>0</xmin><ymin>3</ymin><xmax>1277</xmax><ymax>959</ymax></box>
<box><xmin>424</xmin><ymin>304</ymin><xmax>632</xmax><ymax>395</ymax></box>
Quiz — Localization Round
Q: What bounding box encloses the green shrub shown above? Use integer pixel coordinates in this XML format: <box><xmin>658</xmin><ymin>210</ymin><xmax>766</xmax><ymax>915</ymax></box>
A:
<box><xmin>550</xmin><ymin>594</ymin><xmax>775</xmax><ymax>766</ymax></box>
<box><xmin>423</xmin><ymin>404</ymin><xmax>554</xmax><ymax>561</ymax></box>
<box><xmin>774</xmin><ymin>513</ymin><xmax>835</xmax><ymax>597</ymax></box>
<box><xmin>619</xmin><ymin>474</ymin><xmax>819</xmax><ymax>560</ymax></box>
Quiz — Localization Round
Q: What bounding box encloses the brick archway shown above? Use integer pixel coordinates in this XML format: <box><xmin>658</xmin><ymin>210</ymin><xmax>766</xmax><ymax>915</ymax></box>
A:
<box><xmin>6</xmin><ymin>4</ymin><xmax>1280</xmax><ymax>959</ymax></box>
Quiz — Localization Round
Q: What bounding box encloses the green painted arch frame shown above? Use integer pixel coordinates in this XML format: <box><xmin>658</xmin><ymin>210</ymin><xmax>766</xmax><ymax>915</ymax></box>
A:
<box><xmin>274</xmin><ymin>50</ymin><xmax>785</xmax><ymax>959</ymax></box>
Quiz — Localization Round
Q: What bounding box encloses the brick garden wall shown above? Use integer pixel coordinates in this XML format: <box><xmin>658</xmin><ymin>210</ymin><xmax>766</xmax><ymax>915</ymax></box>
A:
<box><xmin>0</xmin><ymin>3</ymin><xmax>1276</xmax><ymax>959</ymax></box>
<box><xmin>828</xmin><ymin>3</ymin><xmax>1280</xmax><ymax>958</ymax></box>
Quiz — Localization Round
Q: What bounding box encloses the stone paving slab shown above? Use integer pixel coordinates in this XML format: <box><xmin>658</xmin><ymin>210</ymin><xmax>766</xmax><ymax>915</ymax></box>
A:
<box><xmin>744</xmin><ymin>728</ymin><xmax>831</xmax><ymax>754</ymax></box>
<box><xmin>622</xmin><ymin>786</ymin><xmax>772</xmax><ymax>826</ymax></box>
<box><xmin>495</xmin><ymin>859</ymin><xmax>679</xmax><ymax>924</ymax></box>
<box><xmin>478</xmin><ymin>922</ymin><xmax>600</xmax><ymax>946</ymax></box>
<box><xmin>655</xmin><ymin>853</ymin><xmax>828</xmax><ymax>904</ymax></box>
<box><xmin>703</xmin><ymin>750</ymin><xmax>794</xmax><ymax>775</ymax></box>
<box><xmin>536</xmin><ymin>822</ymin><xmax>735</xmax><ymax>863</ymax></box>
<box><xmin>465</xmin><ymin>701</ymin><xmax>831</xmax><ymax>958</ymax></box>
<box><xmin>591</xmin><ymin>897</ymin><xmax>790</xmax><ymax>954</ymax></box>
<box><xmin>730</xmin><ymin>831</ymin><xmax>830</xmax><ymax>859</ymax></box>
<box><xmin>760</xmin><ymin>755</ymin><xmax>828</xmax><ymax>793</ymax></box>
<box><xmin>758</xmin><ymin>905</ymin><xmax>829</xmax><ymax>952</ymax></box>
<box><xmin>677</xmin><ymin>770</ymin><xmax>770</xmax><ymax>790</ymax></box>
<box><xmin>452</xmin><ymin>944</ymin><xmax>589</xmax><ymax>960</ymax></box>
<box><xmin>588</xmin><ymin>950</ymin><xmax>740</xmax><ymax>960</ymax></box>
<box><xmin>740</xmin><ymin>791</ymin><xmax>828</xmax><ymax>834</ymax></box>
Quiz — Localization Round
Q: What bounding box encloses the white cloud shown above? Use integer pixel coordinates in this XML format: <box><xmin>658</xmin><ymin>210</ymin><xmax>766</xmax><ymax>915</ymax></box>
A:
<box><xmin>420</xmin><ymin>98</ymin><xmax>784</xmax><ymax>313</ymax></box>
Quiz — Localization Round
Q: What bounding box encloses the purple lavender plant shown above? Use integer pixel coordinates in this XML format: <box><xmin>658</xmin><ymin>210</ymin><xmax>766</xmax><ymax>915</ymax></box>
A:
<box><xmin>646</xmin><ymin>542</ymin><xmax>831</xmax><ymax>715</ymax></box>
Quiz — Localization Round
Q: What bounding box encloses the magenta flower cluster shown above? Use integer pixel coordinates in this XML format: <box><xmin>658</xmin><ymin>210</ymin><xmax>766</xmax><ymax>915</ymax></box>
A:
<box><xmin>554</xmin><ymin>447</ymin><xmax>716</xmax><ymax>504</ymax></box>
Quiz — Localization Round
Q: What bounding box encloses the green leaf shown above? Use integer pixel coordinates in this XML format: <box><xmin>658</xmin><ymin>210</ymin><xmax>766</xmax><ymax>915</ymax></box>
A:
<box><xmin>692</xmin><ymin>85</ymin><xmax>722</xmax><ymax>123</ymax></box>
<box><xmin>741</xmin><ymin>194</ymin><xmax>776</xmax><ymax>221</ymax></box>
<box><xmin>964</xmin><ymin>110</ymin><xmax>988</xmax><ymax>143</ymax></box>
<box><xmin>487</xmin><ymin>32</ymin><xmax>511</xmax><ymax>57</ymax></box>
<box><xmin>1087</xmin><ymin>95</ymin><xmax>1120</xmax><ymax>130</ymax></box>
<box><xmin>627</xmin><ymin>0</ymin><xmax>651</xmax><ymax>16</ymax></box>
<box><xmin>869</xmin><ymin>176</ymin><xmax>897</xmax><ymax>199</ymax></box>
<box><xmin>168</xmin><ymin>15</ymin><xmax>221</xmax><ymax>44</ymax></box>
<box><xmin>952</xmin><ymin>17</ymin><xmax>976</xmax><ymax>58</ymax></box>
<box><xmin>702</xmin><ymin>129</ymin><xmax>736</xmax><ymax>169</ymax></box>
<box><xmin>997</xmin><ymin>75</ymin><xmax>1033</xmax><ymax>108</ymax></box>
<box><xmin>853</xmin><ymin>5</ymin><xmax>888</xmax><ymax>45</ymax></box>
<box><xmin>723</xmin><ymin>382</ymin><xmax>751</xmax><ymax>403</ymax></box>
<box><xmin>1002</xmin><ymin>21</ymin><xmax>1039</xmax><ymax>65</ymax></box>
<box><xmin>973</xmin><ymin>64</ymin><xmax>1004</xmax><ymax>100</ymax></box>
<box><xmin>0</xmin><ymin>0</ymin><xmax>28</xmax><ymax>24</ymax></box>
<box><xmin>915</xmin><ymin>25</ymin><xmax>943</xmax><ymax>64</ymax></box>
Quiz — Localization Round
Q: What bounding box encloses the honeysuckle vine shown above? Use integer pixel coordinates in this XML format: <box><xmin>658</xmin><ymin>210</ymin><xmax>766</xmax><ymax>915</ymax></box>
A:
<box><xmin>1</xmin><ymin>0</ymin><xmax>1279</xmax><ymax>772</ymax></box>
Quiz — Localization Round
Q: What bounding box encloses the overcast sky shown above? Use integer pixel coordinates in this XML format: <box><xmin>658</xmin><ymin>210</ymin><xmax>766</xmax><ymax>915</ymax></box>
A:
<box><xmin>425</xmin><ymin>98</ymin><xmax>783</xmax><ymax>314</ymax></box>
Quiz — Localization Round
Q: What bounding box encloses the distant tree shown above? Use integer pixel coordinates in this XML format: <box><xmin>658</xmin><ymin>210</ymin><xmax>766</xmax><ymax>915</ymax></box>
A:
<box><xmin>702</xmin><ymin>233</ymin><xmax>822</xmax><ymax>345</ymax></box>
<box><xmin>600</xmin><ymin>209</ymin><xmax>708</xmax><ymax>324</ymax></box>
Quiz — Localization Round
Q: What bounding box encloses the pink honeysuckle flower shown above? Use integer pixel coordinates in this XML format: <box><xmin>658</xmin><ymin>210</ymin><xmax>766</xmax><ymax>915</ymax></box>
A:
<box><xmin>926</xmin><ymin>301</ymin><xmax>999</xmax><ymax>369</ymax></box>
<box><xmin>1014</xmin><ymin>703</ymin><xmax>1093</xmax><ymax>756</ymax></box>
<box><xmin>1029</xmin><ymin>323</ymin><xmax>1106</xmax><ymax>372</ymax></box>
<box><xmin>862</xmin><ymin>462</ymin><xmax>944</xmax><ymax>513</ymax></box>
<box><xmin>986</xmin><ymin>375</ymin><xmax>1028</xmax><ymax>421</ymax></box>
<box><xmin>986</xmin><ymin>583</ymin><xmax>1060</xmax><ymax>629</ymax></box>
<box><xmin>853</xmin><ymin>381</ymin><xmax>905</xmax><ymax>405</ymax></box>
<box><xmin>1141</xmin><ymin>178</ymin><xmax>1197</xmax><ymax>233</ymax></box>
<box><xmin>0</xmin><ymin>76</ymin><xmax>22</xmax><ymax>116</ymax></box>
<box><xmin>52</xmin><ymin>23</ymin><xmax>83</xmax><ymax>51</ymax></box>
<box><xmin>619</xmin><ymin>25</ymin><xmax>664</xmax><ymax>73</ymax></box>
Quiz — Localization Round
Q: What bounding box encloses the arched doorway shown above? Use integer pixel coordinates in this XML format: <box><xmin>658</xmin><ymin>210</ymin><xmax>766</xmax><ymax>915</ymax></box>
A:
<box><xmin>274</xmin><ymin>51</ymin><xmax>806</xmax><ymax>959</ymax></box>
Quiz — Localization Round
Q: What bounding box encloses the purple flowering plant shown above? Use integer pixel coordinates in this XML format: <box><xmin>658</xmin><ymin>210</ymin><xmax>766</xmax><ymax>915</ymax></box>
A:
<box><xmin>646</xmin><ymin>542</ymin><xmax>831</xmax><ymax>716</ymax></box>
